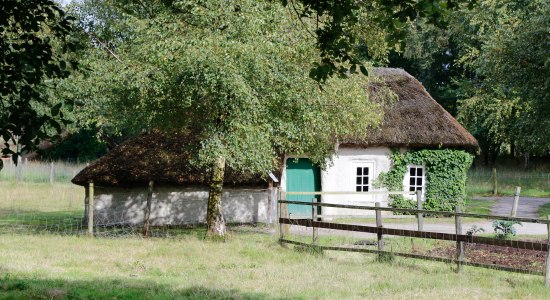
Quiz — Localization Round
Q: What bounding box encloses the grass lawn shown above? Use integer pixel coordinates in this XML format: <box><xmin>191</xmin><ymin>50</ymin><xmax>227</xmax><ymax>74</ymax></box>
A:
<box><xmin>1</xmin><ymin>181</ymin><xmax>550</xmax><ymax>299</ymax></box>
<box><xmin>464</xmin><ymin>198</ymin><xmax>495</xmax><ymax>215</ymax></box>
<box><xmin>1</xmin><ymin>228</ymin><xmax>549</xmax><ymax>300</ymax></box>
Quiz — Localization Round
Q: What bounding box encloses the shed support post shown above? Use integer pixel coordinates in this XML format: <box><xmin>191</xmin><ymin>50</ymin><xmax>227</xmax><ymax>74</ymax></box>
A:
<box><xmin>87</xmin><ymin>181</ymin><xmax>94</xmax><ymax>237</ymax></box>
<box><xmin>267</xmin><ymin>180</ymin><xmax>274</xmax><ymax>224</ymax></box>
<box><xmin>143</xmin><ymin>180</ymin><xmax>154</xmax><ymax>238</ymax></box>
<box><xmin>84</xmin><ymin>185</ymin><xmax>89</xmax><ymax>225</ymax></box>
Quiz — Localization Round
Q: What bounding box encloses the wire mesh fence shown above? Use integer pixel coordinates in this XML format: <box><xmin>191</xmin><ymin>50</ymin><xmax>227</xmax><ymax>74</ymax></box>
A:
<box><xmin>467</xmin><ymin>167</ymin><xmax>550</xmax><ymax>196</ymax></box>
<box><xmin>0</xmin><ymin>182</ymin><xmax>203</xmax><ymax>238</ymax></box>
<box><xmin>278</xmin><ymin>193</ymin><xmax>550</xmax><ymax>277</ymax></box>
<box><xmin>0</xmin><ymin>159</ymin><xmax>86</xmax><ymax>184</ymax></box>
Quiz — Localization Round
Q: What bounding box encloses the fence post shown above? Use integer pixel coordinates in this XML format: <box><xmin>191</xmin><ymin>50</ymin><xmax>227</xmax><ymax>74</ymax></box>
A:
<box><xmin>143</xmin><ymin>180</ymin><xmax>154</xmax><ymax>238</ymax></box>
<box><xmin>376</xmin><ymin>202</ymin><xmax>384</xmax><ymax>252</ymax></box>
<box><xmin>511</xmin><ymin>186</ymin><xmax>521</xmax><ymax>217</ymax></box>
<box><xmin>545</xmin><ymin>215</ymin><xmax>550</xmax><ymax>287</ymax></box>
<box><xmin>279</xmin><ymin>191</ymin><xmax>288</xmax><ymax>241</ymax></box>
<box><xmin>87</xmin><ymin>181</ymin><xmax>94</xmax><ymax>237</ymax></box>
<box><xmin>492</xmin><ymin>167</ymin><xmax>498</xmax><ymax>196</ymax></box>
<box><xmin>416</xmin><ymin>190</ymin><xmax>423</xmax><ymax>231</ymax></box>
<box><xmin>312</xmin><ymin>198</ymin><xmax>318</xmax><ymax>246</ymax></box>
<box><xmin>15</xmin><ymin>145</ymin><xmax>22</xmax><ymax>183</ymax></box>
<box><xmin>455</xmin><ymin>206</ymin><xmax>464</xmax><ymax>272</ymax></box>
<box><xmin>49</xmin><ymin>162</ymin><xmax>54</xmax><ymax>184</ymax></box>
<box><xmin>278</xmin><ymin>193</ymin><xmax>283</xmax><ymax>241</ymax></box>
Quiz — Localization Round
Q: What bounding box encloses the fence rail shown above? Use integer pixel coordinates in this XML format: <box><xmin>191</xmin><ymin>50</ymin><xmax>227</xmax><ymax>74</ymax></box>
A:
<box><xmin>277</xmin><ymin>195</ymin><xmax>550</xmax><ymax>285</ymax></box>
<box><xmin>279</xmin><ymin>200</ymin><xmax>550</xmax><ymax>224</ymax></box>
<box><xmin>279</xmin><ymin>217</ymin><xmax>549</xmax><ymax>251</ymax></box>
<box><xmin>279</xmin><ymin>239</ymin><xmax>544</xmax><ymax>276</ymax></box>
<box><xmin>284</xmin><ymin>191</ymin><xmax>416</xmax><ymax>195</ymax></box>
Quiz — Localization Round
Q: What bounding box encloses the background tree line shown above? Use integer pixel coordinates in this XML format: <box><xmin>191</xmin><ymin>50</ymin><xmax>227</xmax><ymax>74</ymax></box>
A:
<box><xmin>389</xmin><ymin>0</ymin><xmax>549</xmax><ymax>166</ymax></box>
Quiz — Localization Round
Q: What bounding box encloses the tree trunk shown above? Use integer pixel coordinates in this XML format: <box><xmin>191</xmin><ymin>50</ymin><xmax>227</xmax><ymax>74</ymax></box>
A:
<box><xmin>206</xmin><ymin>156</ymin><xmax>226</xmax><ymax>238</ymax></box>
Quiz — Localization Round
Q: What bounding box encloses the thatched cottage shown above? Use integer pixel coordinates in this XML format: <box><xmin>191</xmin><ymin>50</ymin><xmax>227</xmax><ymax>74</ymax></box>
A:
<box><xmin>72</xmin><ymin>68</ymin><xmax>478</xmax><ymax>225</ymax></box>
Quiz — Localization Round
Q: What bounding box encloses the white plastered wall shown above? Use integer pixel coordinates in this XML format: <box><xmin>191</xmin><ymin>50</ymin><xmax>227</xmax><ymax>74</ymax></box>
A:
<box><xmin>92</xmin><ymin>186</ymin><xmax>276</xmax><ymax>225</ymax></box>
<box><xmin>280</xmin><ymin>147</ymin><xmax>395</xmax><ymax>217</ymax></box>
<box><xmin>320</xmin><ymin>146</ymin><xmax>393</xmax><ymax>216</ymax></box>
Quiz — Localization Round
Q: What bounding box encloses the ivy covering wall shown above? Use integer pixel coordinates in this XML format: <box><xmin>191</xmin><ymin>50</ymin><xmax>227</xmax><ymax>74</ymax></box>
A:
<box><xmin>376</xmin><ymin>149</ymin><xmax>474</xmax><ymax>211</ymax></box>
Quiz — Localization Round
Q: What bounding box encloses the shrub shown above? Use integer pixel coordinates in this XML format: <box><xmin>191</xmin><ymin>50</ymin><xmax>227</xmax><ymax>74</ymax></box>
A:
<box><xmin>492</xmin><ymin>220</ymin><xmax>522</xmax><ymax>240</ymax></box>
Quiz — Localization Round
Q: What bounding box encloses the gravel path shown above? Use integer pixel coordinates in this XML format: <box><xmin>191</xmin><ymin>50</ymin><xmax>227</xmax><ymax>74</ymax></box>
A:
<box><xmin>473</xmin><ymin>196</ymin><xmax>550</xmax><ymax>218</ymax></box>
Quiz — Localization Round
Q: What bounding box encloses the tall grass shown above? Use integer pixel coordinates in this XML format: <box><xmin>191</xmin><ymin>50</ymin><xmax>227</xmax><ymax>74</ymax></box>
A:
<box><xmin>0</xmin><ymin>182</ymin><xmax>84</xmax><ymax>212</ymax></box>
<box><xmin>467</xmin><ymin>167</ymin><xmax>550</xmax><ymax>197</ymax></box>
<box><xmin>0</xmin><ymin>160</ymin><xmax>86</xmax><ymax>184</ymax></box>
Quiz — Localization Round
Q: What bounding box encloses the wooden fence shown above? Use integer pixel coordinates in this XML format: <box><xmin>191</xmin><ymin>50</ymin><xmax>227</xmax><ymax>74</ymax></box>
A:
<box><xmin>278</xmin><ymin>192</ymin><xmax>550</xmax><ymax>287</ymax></box>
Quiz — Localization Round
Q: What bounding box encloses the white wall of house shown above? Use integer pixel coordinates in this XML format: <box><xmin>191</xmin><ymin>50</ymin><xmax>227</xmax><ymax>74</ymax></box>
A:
<box><xmin>280</xmin><ymin>146</ymin><xmax>395</xmax><ymax>217</ymax></box>
<box><xmin>320</xmin><ymin>146</ymin><xmax>393</xmax><ymax>217</ymax></box>
<box><xmin>92</xmin><ymin>186</ymin><xmax>276</xmax><ymax>225</ymax></box>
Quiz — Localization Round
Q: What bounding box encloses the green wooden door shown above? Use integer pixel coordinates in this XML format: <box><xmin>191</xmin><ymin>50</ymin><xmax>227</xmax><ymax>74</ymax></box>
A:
<box><xmin>286</xmin><ymin>158</ymin><xmax>321</xmax><ymax>217</ymax></box>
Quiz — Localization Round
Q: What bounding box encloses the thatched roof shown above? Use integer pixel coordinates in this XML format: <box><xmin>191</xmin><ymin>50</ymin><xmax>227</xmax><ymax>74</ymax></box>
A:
<box><xmin>71</xmin><ymin>132</ymin><xmax>269</xmax><ymax>187</ymax></box>
<box><xmin>72</xmin><ymin>68</ymin><xmax>477</xmax><ymax>188</ymax></box>
<box><xmin>341</xmin><ymin>68</ymin><xmax>478</xmax><ymax>150</ymax></box>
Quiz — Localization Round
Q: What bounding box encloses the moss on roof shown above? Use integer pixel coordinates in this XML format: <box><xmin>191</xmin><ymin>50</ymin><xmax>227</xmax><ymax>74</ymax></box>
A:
<box><xmin>72</xmin><ymin>131</ymin><xmax>269</xmax><ymax>187</ymax></box>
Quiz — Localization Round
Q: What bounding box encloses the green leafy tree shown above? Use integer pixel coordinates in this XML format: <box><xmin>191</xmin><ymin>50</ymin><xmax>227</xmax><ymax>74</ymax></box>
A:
<box><xmin>0</xmin><ymin>0</ymin><xmax>80</xmax><ymax>170</ymax></box>
<box><xmin>287</xmin><ymin>0</ymin><xmax>471</xmax><ymax>82</ymax></box>
<box><xmin>385</xmin><ymin>0</ymin><xmax>549</xmax><ymax>163</ymax></box>
<box><xmin>44</xmin><ymin>127</ymin><xmax>108</xmax><ymax>162</ymax></box>
<box><xmin>71</xmin><ymin>0</ymin><xmax>390</xmax><ymax>237</ymax></box>
<box><xmin>455</xmin><ymin>0</ymin><xmax>550</xmax><ymax>159</ymax></box>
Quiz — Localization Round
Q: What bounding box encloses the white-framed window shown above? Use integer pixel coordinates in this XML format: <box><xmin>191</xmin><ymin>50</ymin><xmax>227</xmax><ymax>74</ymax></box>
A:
<box><xmin>355</xmin><ymin>166</ymin><xmax>371</xmax><ymax>192</ymax></box>
<box><xmin>404</xmin><ymin>164</ymin><xmax>425</xmax><ymax>198</ymax></box>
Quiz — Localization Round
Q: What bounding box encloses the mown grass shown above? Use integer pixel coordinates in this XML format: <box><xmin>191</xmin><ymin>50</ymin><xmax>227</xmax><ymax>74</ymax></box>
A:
<box><xmin>1</xmin><ymin>229</ymin><xmax>550</xmax><ymax>299</ymax></box>
<box><xmin>1</xmin><ymin>182</ymin><xmax>550</xmax><ymax>298</ymax></box>
<box><xmin>464</xmin><ymin>198</ymin><xmax>495</xmax><ymax>215</ymax></box>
